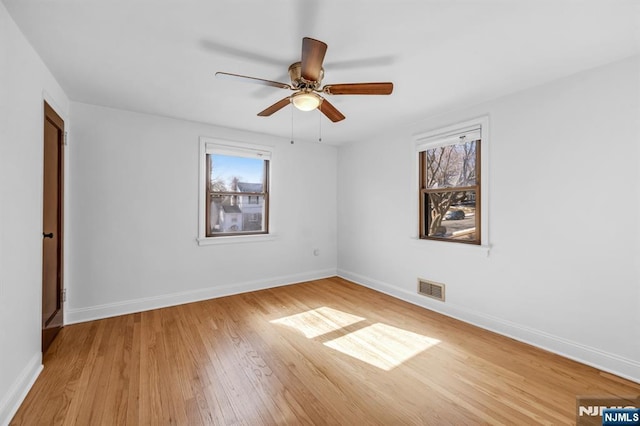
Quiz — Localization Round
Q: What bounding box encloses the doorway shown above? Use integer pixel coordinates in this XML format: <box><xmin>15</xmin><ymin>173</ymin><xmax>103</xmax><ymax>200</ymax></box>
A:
<box><xmin>42</xmin><ymin>101</ymin><xmax>64</xmax><ymax>354</ymax></box>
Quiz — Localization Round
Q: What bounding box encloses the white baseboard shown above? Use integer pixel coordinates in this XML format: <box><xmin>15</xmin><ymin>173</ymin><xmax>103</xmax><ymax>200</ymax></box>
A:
<box><xmin>337</xmin><ymin>268</ymin><xmax>640</xmax><ymax>384</ymax></box>
<box><xmin>0</xmin><ymin>353</ymin><xmax>42</xmax><ymax>426</ymax></box>
<box><xmin>65</xmin><ymin>268</ymin><xmax>337</xmax><ymax>324</ymax></box>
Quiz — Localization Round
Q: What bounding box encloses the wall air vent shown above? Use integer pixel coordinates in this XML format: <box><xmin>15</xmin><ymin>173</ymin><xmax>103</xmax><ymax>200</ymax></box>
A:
<box><xmin>418</xmin><ymin>279</ymin><xmax>445</xmax><ymax>302</ymax></box>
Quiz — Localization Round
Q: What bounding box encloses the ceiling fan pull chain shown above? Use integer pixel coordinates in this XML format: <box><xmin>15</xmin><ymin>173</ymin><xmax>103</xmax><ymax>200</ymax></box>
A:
<box><xmin>318</xmin><ymin>109</ymin><xmax>322</xmax><ymax>143</ymax></box>
<box><xmin>290</xmin><ymin>105</ymin><xmax>294</xmax><ymax>144</ymax></box>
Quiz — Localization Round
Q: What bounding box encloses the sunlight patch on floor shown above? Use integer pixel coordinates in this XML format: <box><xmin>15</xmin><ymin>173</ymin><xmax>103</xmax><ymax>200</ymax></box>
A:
<box><xmin>324</xmin><ymin>322</ymin><xmax>440</xmax><ymax>371</ymax></box>
<box><xmin>271</xmin><ymin>307</ymin><xmax>440</xmax><ymax>371</ymax></box>
<box><xmin>270</xmin><ymin>306</ymin><xmax>365</xmax><ymax>338</ymax></box>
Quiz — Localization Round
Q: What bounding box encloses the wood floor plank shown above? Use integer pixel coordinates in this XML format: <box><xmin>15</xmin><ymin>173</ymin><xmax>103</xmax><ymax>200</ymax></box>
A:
<box><xmin>11</xmin><ymin>277</ymin><xmax>640</xmax><ymax>425</ymax></box>
<box><xmin>125</xmin><ymin>313</ymin><xmax>141</xmax><ymax>426</ymax></box>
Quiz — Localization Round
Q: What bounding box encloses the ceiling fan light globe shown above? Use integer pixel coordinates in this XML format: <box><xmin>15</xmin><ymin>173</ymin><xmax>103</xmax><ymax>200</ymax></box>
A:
<box><xmin>292</xmin><ymin>92</ymin><xmax>320</xmax><ymax>111</ymax></box>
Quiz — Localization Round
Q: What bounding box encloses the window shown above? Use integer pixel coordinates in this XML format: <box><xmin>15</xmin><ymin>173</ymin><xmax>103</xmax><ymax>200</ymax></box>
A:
<box><xmin>200</xmin><ymin>140</ymin><xmax>271</xmax><ymax>239</ymax></box>
<box><xmin>417</xmin><ymin>121</ymin><xmax>487</xmax><ymax>245</ymax></box>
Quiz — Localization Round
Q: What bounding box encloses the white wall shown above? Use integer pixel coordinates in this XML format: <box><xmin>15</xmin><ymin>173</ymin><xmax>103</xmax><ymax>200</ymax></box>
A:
<box><xmin>66</xmin><ymin>102</ymin><xmax>337</xmax><ymax>322</ymax></box>
<box><xmin>0</xmin><ymin>3</ymin><xmax>70</xmax><ymax>424</ymax></box>
<box><xmin>337</xmin><ymin>56</ymin><xmax>640</xmax><ymax>382</ymax></box>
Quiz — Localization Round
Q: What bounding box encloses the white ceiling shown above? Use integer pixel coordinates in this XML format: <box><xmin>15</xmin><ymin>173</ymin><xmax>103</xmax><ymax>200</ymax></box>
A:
<box><xmin>4</xmin><ymin>0</ymin><xmax>639</xmax><ymax>144</ymax></box>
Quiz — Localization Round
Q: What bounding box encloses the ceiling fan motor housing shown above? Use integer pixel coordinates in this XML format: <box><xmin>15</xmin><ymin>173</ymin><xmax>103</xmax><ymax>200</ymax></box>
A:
<box><xmin>288</xmin><ymin>62</ymin><xmax>323</xmax><ymax>90</ymax></box>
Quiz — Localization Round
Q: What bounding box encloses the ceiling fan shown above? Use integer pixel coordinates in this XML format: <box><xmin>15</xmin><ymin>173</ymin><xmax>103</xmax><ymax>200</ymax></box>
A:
<box><xmin>215</xmin><ymin>37</ymin><xmax>393</xmax><ymax>123</ymax></box>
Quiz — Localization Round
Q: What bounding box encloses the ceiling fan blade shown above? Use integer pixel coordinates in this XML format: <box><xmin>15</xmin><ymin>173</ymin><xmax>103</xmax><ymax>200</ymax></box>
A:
<box><xmin>215</xmin><ymin>72</ymin><xmax>292</xmax><ymax>90</ymax></box>
<box><xmin>323</xmin><ymin>82</ymin><xmax>394</xmax><ymax>95</ymax></box>
<box><xmin>257</xmin><ymin>97</ymin><xmax>291</xmax><ymax>117</ymax></box>
<box><xmin>301</xmin><ymin>37</ymin><xmax>327</xmax><ymax>82</ymax></box>
<box><xmin>318</xmin><ymin>98</ymin><xmax>345</xmax><ymax>122</ymax></box>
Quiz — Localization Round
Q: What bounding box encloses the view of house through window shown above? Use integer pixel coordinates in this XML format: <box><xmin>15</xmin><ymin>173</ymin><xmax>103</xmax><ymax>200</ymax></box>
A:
<box><xmin>206</xmin><ymin>152</ymin><xmax>269</xmax><ymax>236</ymax></box>
<box><xmin>419</xmin><ymin>133</ymin><xmax>480</xmax><ymax>244</ymax></box>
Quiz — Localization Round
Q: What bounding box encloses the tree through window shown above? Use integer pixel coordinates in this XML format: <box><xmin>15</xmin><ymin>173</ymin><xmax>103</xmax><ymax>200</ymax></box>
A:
<box><xmin>419</xmin><ymin>133</ymin><xmax>481</xmax><ymax>244</ymax></box>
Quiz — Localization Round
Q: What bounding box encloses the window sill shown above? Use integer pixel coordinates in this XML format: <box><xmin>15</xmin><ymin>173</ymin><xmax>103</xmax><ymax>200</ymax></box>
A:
<box><xmin>410</xmin><ymin>236</ymin><xmax>491</xmax><ymax>257</ymax></box>
<box><xmin>197</xmin><ymin>234</ymin><xmax>278</xmax><ymax>246</ymax></box>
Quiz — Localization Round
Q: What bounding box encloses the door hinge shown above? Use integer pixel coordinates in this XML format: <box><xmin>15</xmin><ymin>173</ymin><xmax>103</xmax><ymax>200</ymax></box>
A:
<box><xmin>64</xmin><ymin>131</ymin><xmax>68</xmax><ymax>146</ymax></box>
<box><xmin>63</xmin><ymin>288</ymin><xmax>67</xmax><ymax>302</ymax></box>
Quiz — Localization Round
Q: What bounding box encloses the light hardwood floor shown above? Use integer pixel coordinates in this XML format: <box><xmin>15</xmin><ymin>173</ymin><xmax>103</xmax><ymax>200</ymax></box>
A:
<box><xmin>12</xmin><ymin>277</ymin><xmax>640</xmax><ymax>425</ymax></box>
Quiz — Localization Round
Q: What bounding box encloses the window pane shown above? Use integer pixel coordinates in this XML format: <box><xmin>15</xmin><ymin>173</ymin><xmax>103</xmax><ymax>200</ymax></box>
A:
<box><xmin>208</xmin><ymin>194</ymin><xmax>265</xmax><ymax>234</ymax></box>
<box><xmin>425</xmin><ymin>140</ymin><xmax>477</xmax><ymax>189</ymax></box>
<box><xmin>426</xmin><ymin>190</ymin><xmax>477</xmax><ymax>242</ymax></box>
<box><xmin>206</xmin><ymin>153</ymin><xmax>268</xmax><ymax>236</ymax></box>
<box><xmin>210</xmin><ymin>154</ymin><xmax>265</xmax><ymax>192</ymax></box>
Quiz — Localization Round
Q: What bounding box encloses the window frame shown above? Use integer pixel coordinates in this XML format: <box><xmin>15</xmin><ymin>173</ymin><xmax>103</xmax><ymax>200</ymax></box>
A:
<box><xmin>197</xmin><ymin>137</ymin><xmax>275</xmax><ymax>245</ymax></box>
<box><xmin>414</xmin><ymin>116</ymin><xmax>489</xmax><ymax>248</ymax></box>
<box><xmin>419</xmin><ymin>139</ymin><xmax>481</xmax><ymax>244</ymax></box>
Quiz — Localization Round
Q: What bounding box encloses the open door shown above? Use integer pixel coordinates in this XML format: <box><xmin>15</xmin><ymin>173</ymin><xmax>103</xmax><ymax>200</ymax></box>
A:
<box><xmin>42</xmin><ymin>101</ymin><xmax>64</xmax><ymax>354</ymax></box>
